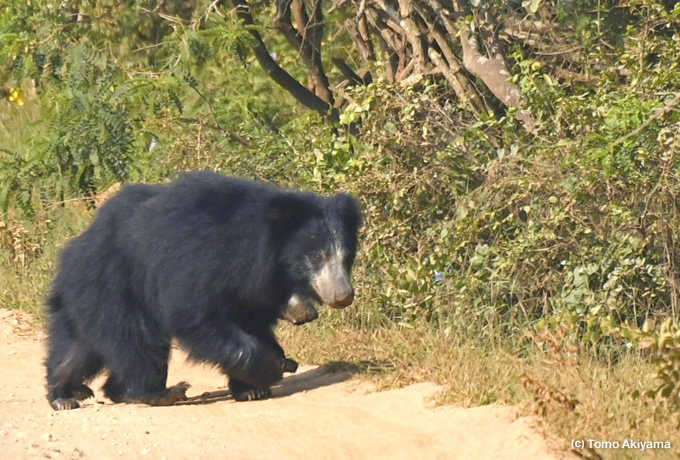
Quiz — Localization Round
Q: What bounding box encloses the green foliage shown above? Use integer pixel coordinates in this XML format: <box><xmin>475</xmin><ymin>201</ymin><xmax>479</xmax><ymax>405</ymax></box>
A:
<box><xmin>2</xmin><ymin>2</ymin><xmax>680</xmax><ymax>429</ymax></box>
<box><xmin>46</xmin><ymin>47</ymin><xmax>135</xmax><ymax>195</ymax></box>
<box><xmin>0</xmin><ymin>1</ymin><xmax>272</xmax><ymax>209</ymax></box>
<box><xmin>633</xmin><ymin>320</ymin><xmax>680</xmax><ymax>425</ymax></box>
<box><xmin>2</xmin><ymin>3</ymin><xmax>680</xmax><ymax>455</ymax></box>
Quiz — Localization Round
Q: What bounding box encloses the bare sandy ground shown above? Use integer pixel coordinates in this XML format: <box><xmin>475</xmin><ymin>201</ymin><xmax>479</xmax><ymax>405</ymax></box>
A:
<box><xmin>0</xmin><ymin>308</ymin><xmax>573</xmax><ymax>460</ymax></box>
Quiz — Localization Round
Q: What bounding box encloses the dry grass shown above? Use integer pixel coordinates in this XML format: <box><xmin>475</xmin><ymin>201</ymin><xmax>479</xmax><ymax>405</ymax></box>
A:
<box><xmin>279</xmin><ymin>319</ymin><xmax>680</xmax><ymax>460</ymax></box>
<box><xmin>279</xmin><ymin>319</ymin><xmax>526</xmax><ymax>404</ymax></box>
<box><xmin>3</xmin><ymin>203</ymin><xmax>678</xmax><ymax>459</ymax></box>
<box><xmin>0</xmin><ymin>166</ymin><xmax>677</xmax><ymax>459</ymax></box>
<box><xmin>4</xmin><ymin>241</ymin><xmax>679</xmax><ymax>458</ymax></box>
<box><xmin>0</xmin><ymin>206</ymin><xmax>92</xmax><ymax>319</ymax></box>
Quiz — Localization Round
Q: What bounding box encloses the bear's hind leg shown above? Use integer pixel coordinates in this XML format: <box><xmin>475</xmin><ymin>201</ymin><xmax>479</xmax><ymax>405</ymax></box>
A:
<box><xmin>46</xmin><ymin>311</ymin><xmax>102</xmax><ymax>410</ymax></box>
<box><xmin>67</xmin><ymin>341</ymin><xmax>103</xmax><ymax>401</ymax></box>
<box><xmin>47</xmin><ymin>345</ymin><xmax>102</xmax><ymax>410</ymax></box>
<box><xmin>47</xmin><ymin>345</ymin><xmax>99</xmax><ymax>410</ymax></box>
<box><xmin>133</xmin><ymin>381</ymin><xmax>190</xmax><ymax>406</ymax></box>
<box><xmin>66</xmin><ymin>347</ymin><xmax>102</xmax><ymax>401</ymax></box>
<box><xmin>101</xmin><ymin>372</ymin><xmax>124</xmax><ymax>403</ymax></box>
<box><xmin>103</xmin><ymin>373</ymin><xmax>189</xmax><ymax>406</ymax></box>
<box><xmin>101</xmin><ymin>335</ymin><xmax>188</xmax><ymax>407</ymax></box>
<box><xmin>47</xmin><ymin>350</ymin><xmax>79</xmax><ymax>410</ymax></box>
<box><xmin>46</xmin><ymin>311</ymin><xmax>76</xmax><ymax>410</ymax></box>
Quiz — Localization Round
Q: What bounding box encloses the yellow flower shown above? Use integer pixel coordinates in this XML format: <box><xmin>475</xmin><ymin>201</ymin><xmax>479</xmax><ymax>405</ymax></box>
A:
<box><xmin>8</xmin><ymin>87</ymin><xmax>24</xmax><ymax>105</ymax></box>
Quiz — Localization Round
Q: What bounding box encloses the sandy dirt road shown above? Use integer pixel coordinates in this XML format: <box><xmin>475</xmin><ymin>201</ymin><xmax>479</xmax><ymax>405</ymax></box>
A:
<box><xmin>0</xmin><ymin>309</ymin><xmax>572</xmax><ymax>460</ymax></box>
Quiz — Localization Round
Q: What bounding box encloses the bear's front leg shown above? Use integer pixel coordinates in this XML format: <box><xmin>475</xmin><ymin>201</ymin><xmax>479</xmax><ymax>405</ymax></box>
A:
<box><xmin>229</xmin><ymin>357</ymin><xmax>297</xmax><ymax>401</ymax></box>
<box><xmin>282</xmin><ymin>357</ymin><xmax>298</xmax><ymax>373</ymax></box>
<box><xmin>251</xmin><ymin>324</ymin><xmax>299</xmax><ymax>374</ymax></box>
<box><xmin>228</xmin><ymin>378</ymin><xmax>272</xmax><ymax>401</ymax></box>
<box><xmin>224</xmin><ymin>327</ymin><xmax>298</xmax><ymax>402</ymax></box>
<box><xmin>175</xmin><ymin>321</ymin><xmax>285</xmax><ymax>391</ymax></box>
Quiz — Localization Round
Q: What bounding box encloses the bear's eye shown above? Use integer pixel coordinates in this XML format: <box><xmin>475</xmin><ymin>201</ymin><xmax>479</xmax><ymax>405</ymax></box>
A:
<box><xmin>309</xmin><ymin>253</ymin><xmax>326</xmax><ymax>266</ymax></box>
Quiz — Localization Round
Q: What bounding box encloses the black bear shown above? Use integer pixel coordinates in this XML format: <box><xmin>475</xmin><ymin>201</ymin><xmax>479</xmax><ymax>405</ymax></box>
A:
<box><xmin>45</xmin><ymin>171</ymin><xmax>362</xmax><ymax>410</ymax></box>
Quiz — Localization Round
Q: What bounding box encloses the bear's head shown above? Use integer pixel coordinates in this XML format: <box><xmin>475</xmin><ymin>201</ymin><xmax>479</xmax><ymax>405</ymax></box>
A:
<box><xmin>270</xmin><ymin>192</ymin><xmax>362</xmax><ymax>309</ymax></box>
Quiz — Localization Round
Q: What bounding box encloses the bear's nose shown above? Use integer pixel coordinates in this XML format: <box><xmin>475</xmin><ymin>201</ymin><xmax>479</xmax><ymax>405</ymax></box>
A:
<box><xmin>333</xmin><ymin>290</ymin><xmax>354</xmax><ymax>308</ymax></box>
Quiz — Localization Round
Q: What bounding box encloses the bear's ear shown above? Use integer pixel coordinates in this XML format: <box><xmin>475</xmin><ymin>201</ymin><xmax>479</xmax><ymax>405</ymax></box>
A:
<box><xmin>330</xmin><ymin>193</ymin><xmax>363</xmax><ymax>231</ymax></box>
<box><xmin>267</xmin><ymin>194</ymin><xmax>318</xmax><ymax>232</ymax></box>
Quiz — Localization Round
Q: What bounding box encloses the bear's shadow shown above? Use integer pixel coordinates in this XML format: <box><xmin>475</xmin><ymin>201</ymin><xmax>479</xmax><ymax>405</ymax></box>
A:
<box><xmin>177</xmin><ymin>362</ymin><xmax>359</xmax><ymax>406</ymax></box>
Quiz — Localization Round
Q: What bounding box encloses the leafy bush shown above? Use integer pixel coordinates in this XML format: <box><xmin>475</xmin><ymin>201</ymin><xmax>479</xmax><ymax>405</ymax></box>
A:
<box><xmin>3</xmin><ymin>4</ymin><xmax>680</xmax><ymax>454</ymax></box>
<box><xmin>2</xmin><ymin>0</ymin><xmax>680</xmax><ymax>391</ymax></box>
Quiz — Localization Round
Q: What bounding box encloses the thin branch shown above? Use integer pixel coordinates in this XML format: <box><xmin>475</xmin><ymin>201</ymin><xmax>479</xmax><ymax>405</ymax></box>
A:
<box><xmin>229</xmin><ymin>0</ymin><xmax>335</xmax><ymax>119</ymax></box>
<box><xmin>397</xmin><ymin>0</ymin><xmax>426</xmax><ymax>74</ymax></box>
<box><xmin>178</xmin><ymin>117</ymin><xmax>255</xmax><ymax>149</ymax></box>
<box><xmin>365</xmin><ymin>8</ymin><xmax>400</xmax><ymax>82</ymax></box>
<box><xmin>357</xmin><ymin>14</ymin><xmax>375</xmax><ymax>60</ymax></box>
<box><xmin>273</xmin><ymin>0</ymin><xmax>334</xmax><ymax>104</ymax></box>
<box><xmin>332</xmin><ymin>58</ymin><xmax>365</xmax><ymax>87</ymax></box>
<box><xmin>412</xmin><ymin>0</ymin><xmax>484</xmax><ymax>113</ymax></box>
<box><xmin>611</xmin><ymin>92</ymin><xmax>680</xmax><ymax>149</ymax></box>
<box><xmin>345</xmin><ymin>18</ymin><xmax>374</xmax><ymax>64</ymax></box>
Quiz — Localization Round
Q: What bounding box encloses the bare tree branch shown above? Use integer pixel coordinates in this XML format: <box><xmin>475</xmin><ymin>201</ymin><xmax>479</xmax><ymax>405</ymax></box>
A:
<box><xmin>357</xmin><ymin>14</ymin><xmax>375</xmax><ymax>60</ymax></box>
<box><xmin>452</xmin><ymin>0</ymin><xmax>535</xmax><ymax>132</ymax></box>
<box><xmin>229</xmin><ymin>0</ymin><xmax>335</xmax><ymax>119</ymax></box>
<box><xmin>273</xmin><ymin>0</ymin><xmax>334</xmax><ymax>104</ymax></box>
<box><xmin>412</xmin><ymin>0</ymin><xmax>484</xmax><ymax>114</ymax></box>
<box><xmin>611</xmin><ymin>92</ymin><xmax>680</xmax><ymax>149</ymax></box>
<box><xmin>365</xmin><ymin>8</ymin><xmax>400</xmax><ymax>82</ymax></box>
<box><xmin>345</xmin><ymin>19</ymin><xmax>374</xmax><ymax>65</ymax></box>
<box><xmin>223</xmin><ymin>0</ymin><xmax>548</xmax><ymax>129</ymax></box>
<box><xmin>396</xmin><ymin>0</ymin><xmax>426</xmax><ymax>75</ymax></box>
<box><xmin>332</xmin><ymin>57</ymin><xmax>366</xmax><ymax>87</ymax></box>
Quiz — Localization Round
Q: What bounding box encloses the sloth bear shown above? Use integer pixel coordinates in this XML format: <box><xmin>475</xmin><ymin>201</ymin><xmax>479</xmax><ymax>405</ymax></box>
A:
<box><xmin>45</xmin><ymin>171</ymin><xmax>362</xmax><ymax>410</ymax></box>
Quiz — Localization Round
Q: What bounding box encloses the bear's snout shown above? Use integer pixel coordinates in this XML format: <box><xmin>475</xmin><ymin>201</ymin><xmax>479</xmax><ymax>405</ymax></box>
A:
<box><xmin>331</xmin><ymin>289</ymin><xmax>354</xmax><ymax>308</ymax></box>
<box><xmin>313</xmin><ymin>273</ymin><xmax>355</xmax><ymax>309</ymax></box>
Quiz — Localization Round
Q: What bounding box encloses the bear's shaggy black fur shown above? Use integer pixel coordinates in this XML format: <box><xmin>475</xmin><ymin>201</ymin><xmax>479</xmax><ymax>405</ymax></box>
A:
<box><xmin>45</xmin><ymin>171</ymin><xmax>362</xmax><ymax>410</ymax></box>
